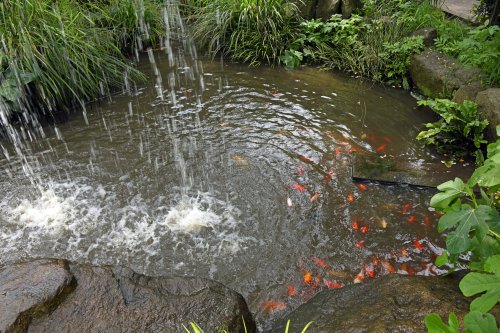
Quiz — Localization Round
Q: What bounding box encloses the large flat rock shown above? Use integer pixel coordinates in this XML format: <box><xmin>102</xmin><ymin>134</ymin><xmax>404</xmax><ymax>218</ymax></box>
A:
<box><xmin>0</xmin><ymin>259</ymin><xmax>75</xmax><ymax>333</ymax></box>
<box><xmin>27</xmin><ymin>264</ymin><xmax>255</xmax><ymax>333</ymax></box>
<box><xmin>270</xmin><ymin>274</ymin><xmax>470</xmax><ymax>333</ymax></box>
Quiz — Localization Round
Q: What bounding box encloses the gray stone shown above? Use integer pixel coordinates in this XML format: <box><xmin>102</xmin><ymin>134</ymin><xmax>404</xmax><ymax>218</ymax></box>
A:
<box><xmin>452</xmin><ymin>81</ymin><xmax>484</xmax><ymax>104</ymax></box>
<box><xmin>27</xmin><ymin>264</ymin><xmax>255</xmax><ymax>333</ymax></box>
<box><xmin>476</xmin><ymin>88</ymin><xmax>500</xmax><ymax>141</ymax></box>
<box><xmin>296</xmin><ymin>0</ymin><xmax>318</xmax><ymax>19</ymax></box>
<box><xmin>410</xmin><ymin>28</ymin><xmax>437</xmax><ymax>47</ymax></box>
<box><xmin>315</xmin><ymin>0</ymin><xmax>341</xmax><ymax>21</ymax></box>
<box><xmin>410</xmin><ymin>49</ymin><xmax>484</xmax><ymax>99</ymax></box>
<box><xmin>270</xmin><ymin>274</ymin><xmax>470</xmax><ymax>333</ymax></box>
<box><xmin>341</xmin><ymin>0</ymin><xmax>362</xmax><ymax>18</ymax></box>
<box><xmin>0</xmin><ymin>259</ymin><xmax>75</xmax><ymax>333</ymax></box>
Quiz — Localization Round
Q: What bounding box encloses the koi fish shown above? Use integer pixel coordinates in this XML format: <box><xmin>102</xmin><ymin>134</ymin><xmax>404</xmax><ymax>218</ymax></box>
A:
<box><xmin>356</xmin><ymin>183</ymin><xmax>368</xmax><ymax>191</ymax></box>
<box><xmin>297</xmin><ymin>168</ymin><xmax>304</xmax><ymax>175</ymax></box>
<box><xmin>298</xmin><ymin>155</ymin><xmax>313</xmax><ymax>164</ymax></box>
<box><xmin>303</xmin><ymin>271</ymin><xmax>312</xmax><ymax>284</ymax></box>
<box><xmin>408</xmin><ymin>215</ymin><xmax>417</xmax><ymax>223</ymax></box>
<box><xmin>287</xmin><ymin>285</ymin><xmax>296</xmax><ymax>297</ymax></box>
<box><xmin>310</xmin><ymin>192</ymin><xmax>320</xmax><ymax>202</ymax></box>
<box><xmin>375</xmin><ymin>144</ymin><xmax>386</xmax><ymax>153</ymax></box>
<box><xmin>353</xmin><ymin>270</ymin><xmax>364</xmax><ymax>284</ymax></box>
<box><xmin>364</xmin><ymin>264</ymin><xmax>374</xmax><ymax>278</ymax></box>
<box><xmin>401</xmin><ymin>202</ymin><xmax>412</xmax><ymax>213</ymax></box>
<box><xmin>400</xmin><ymin>247</ymin><xmax>409</xmax><ymax>257</ymax></box>
<box><xmin>372</xmin><ymin>256</ymin><xmax>380</xmax><ymax>266</ymax></box>
<box><xmin>383</xmin><ymin>136</ymin><xmax>392</xmax><ymax>143</ymax></box>
<box><xmin>287</xmin><ymin>197</ymin><xmax>293</xmax><ymax>207</ymax></box>
<box><xmin>407</xmin><ymin>267</ymin><xmax>416</xmax><ymax>276</ymax></box>
<box><xmin>335</xmin><ymin>148</ymin><xmax>342</xmax><ymax>156</ymax></box>
<box><xmin>347</xmin><ymin>194</ymin><xmax>355</xmax><ymax>203</ymax></box>
<box><xmin>311</xmin><ymin>257</ymin><xmax>329</xmax><ymax>268</ymax></box>
<box><xmin>361</xmin><ymin>226</ymin><xmax>369</xmax><ymax>234</ymax></box>
<box><xmin>375</xmin><ymin>216</ymin><xmax>388</xmax><ymax>229</ymax></box>
<box><xmin>382</xmin><ymin>260</ymin><xmax>396</xmax><ymax>273</ymax></box>
<box><xmin>414</xmin><ymin>240</ymin><xmax>423</xmax><ymax>251</ymax></box>
<box><xmin>323</xmin><ymin>279</ymin><xmax>343</xmax><ymax>289</ymax></box>
<box><xmin>261</xmin><ymin>300</ymin><xmax>286</xmax><ymax>312</ymax></box>
<box><xmin>293</xmin><ymin>184</ymin><xmax>306</xmax><ymax>192</ymax></box>
<box><xmin>352</xmin><ymin>220</ymin><xmax>360</xmax><ymax>230</ymax></box>
<box><xmin>355</xmin><ymin>240</ymin><xmax>365</xmax><ymax>248</ymax></box>
<box><xmin>424</xmin><ymin>215</ymin><xmax>432</xmax><ymax>227</ymax></box>
<box><xmin>326</xmin><ymin>269</ymin><xmax>350</xmax><ymax>278</ymax></box>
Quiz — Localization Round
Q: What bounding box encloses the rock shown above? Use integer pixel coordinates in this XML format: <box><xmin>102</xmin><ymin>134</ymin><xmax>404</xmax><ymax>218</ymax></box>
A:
<box><xmin>410</xmin><ymin>28</ymin><xmax>437</xmax><ymax>47</ymax></box>
<box><xmin>270</xmin><ymin>274</ymin><xmax>470</xmax><ymax>333</ymax></box>
<box><xmin>0</xmin><ymin>259</ymin><xmax>75</xmax><ymax>333</ymax></box>
<box><xmin>410</xmin><ymin>49</ymin><xmax>484</xmax><ymax>99</ymax></box>
<box><xmin>476</xmin><ymin>88</ymin><xmax>500</xmax><ymax>140</ymax></box>
<box><xmin>296</xmin><ymin>0</ymin><xmax>318</xmax><ymax>19</ymax></box>
<box><xmin>315</xmin><ymin>0</ymin><xmax>341</xmax><ymax>21</ymax></box>
<box><xmin>452</xmin><ymin>81</ymin><xmax>484</xmax><ymax>104</ymax></box>
<box><xmin>28</xmin><ymin>264</ymin><xmax>255</xmax><ymax>333</ymax></box>
<box><xmin>341</xmin><ymin>0</ymin><xmax>362</xmax><ymax>18</ymax></box>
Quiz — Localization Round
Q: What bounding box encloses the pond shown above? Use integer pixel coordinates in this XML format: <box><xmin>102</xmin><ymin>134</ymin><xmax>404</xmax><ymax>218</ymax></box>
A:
<box><xmin>0</xmin><ymin>32</ymin><xmax>472</xmax><ymax>329</ymax></box>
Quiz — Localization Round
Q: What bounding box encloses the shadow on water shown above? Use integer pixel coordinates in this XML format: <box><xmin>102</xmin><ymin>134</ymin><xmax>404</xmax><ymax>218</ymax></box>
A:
<box><xmin>0</xmin><ymin>7</ymin><xmax>474</xmax><ymax>331</ymax></box>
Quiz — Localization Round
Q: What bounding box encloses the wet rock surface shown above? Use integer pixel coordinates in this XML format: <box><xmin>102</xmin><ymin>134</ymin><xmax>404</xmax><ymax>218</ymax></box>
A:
<box><xmin>271</xmin><ymin>274</ymin><xmax>470</xmax><ymax>333</ymax></box>
<box><xmin>27</xmin><ymin>263</ymin><xmax>255</xmax><ymax>333</ymax></box>
<box><xmin>0</xmin><ymin>259</ymin><xmax>75</xmax><ymax>333</ymax></box>
<box><xmin>410</xmin><ymin>49</ymin><xmax>483</xmax><ymax>99</ymax></box>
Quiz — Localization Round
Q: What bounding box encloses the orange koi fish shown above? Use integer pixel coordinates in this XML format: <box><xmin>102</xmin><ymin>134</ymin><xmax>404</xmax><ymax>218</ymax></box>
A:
<box><xmin>372</xmin><ymin>256</ymin><xmax>380</xmax><ymax>267</ymax></box>
<box><xmin>401</xmin><ymin>202</ymin><xmax>412</xmax><ymax>213</ymax></box>
<box><xmin>382</xmin><ymin>260</ymin><xmax>396</xmax><ymax>273</ymax></box>
<box><xmin>303</xmin><ymin>271</ymin><xmax>312</xmax><ymax>284</ymax></box>
<box><xmin>353</xmin><ymin>270</ymin><xmax>364</xmax><ymax>284</ymax></box>
<box><xmin>355</xmin><ymin>240</ymin><xmax>365</xmax><ymax>248</ymax></box>
<box><xmin>347</xmin><ymin>194</ymin><xmax>355</xmax><ymax>203</ymax></box>
<box><xmin>407</xmin><ymin>267</ymin><xmax>416</xmax><ymax>276</ymax></box>
<box><xmin>414</xmin><ymin>240</ymin><xmax>423</xmax><ymax>251</ymax></box>
<box><xmin>408</xmin><ymin>215</ymin><xmax>417</xmax><ymax>223</ymax></box>
<box><xmin>356</xmin><ymin>183</ymin><xmax>368</xmax><ymax>191</ymax></box>
<box><xmin>323</xmin><ymin>279</ymin><xmax>343</xmax><ymax>289</ymax></box>
<box><xmin>424</xmin><ymin>215</ymin><xmax>432</xmax><ymax>227</ymax></box>
<box><xmin>310</xmin><ymin>192</ymin><xmax>320</xmax><ymax>202</ymax></box>
<box><xmin>375</xmin><ymin>144</ymin><xmax>386</xmax><ymax>153</ymax></box>
<box><xmin>293</xmin><ymin>184</ymin><xmax>306</xmax><ymax>192</ymax></box>
<box><xmin>364</xmin><ymin>264</ymin><xmax>374</xmax><ymax>278</ymax></box>
<box><xmin>297</xmin><ymin>168</ymin><xmax>304</xmax><ymax>175</ymax></box>
<box><xmin>298</xmin><ymin>155</ymin><xmax>313</xmax><ymax>164</ymax></box>
<box><xmin>334</xmin><ymin>147</ymin><xmax>342</xmax><ymax>156</ymax></box>
<box><xmin>361</xmin><ymin>226</ymin><xmax>369</xmax><ymax>234</ymax></box>
<box><xmin>326</xmin><ymin>269</ymin><xmax>350</xmax><ymax>278</ymax></box>
<box><xmin>287</xmin><ymin>285</ymin><xmax>296</xmax><ymax>297</ymax></box>
<box><xmin>400</xmin><ymin>247</ymin><xmax>409</xmax><ymax>257</ymax></box>
<box><xmin>261</xmin><ymin>300</ymin><xmax>286</xmax><ymax>313</ymax></box>
<box><xmin>352</xmin><ymin>218</ymin><xmax>360</xmax><ymax>230</ymax></box>
<box><xmin>311</xmin><ymin>257</ymin><xmax>329</xmax><ymax>268</ymax></box>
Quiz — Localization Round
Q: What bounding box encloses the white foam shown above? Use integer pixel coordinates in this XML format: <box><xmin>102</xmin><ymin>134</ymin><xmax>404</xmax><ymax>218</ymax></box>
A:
<box><xmin>164</xmin><ymin>195</ymin><xmax>220</xmax><ymax>232</ymax></box>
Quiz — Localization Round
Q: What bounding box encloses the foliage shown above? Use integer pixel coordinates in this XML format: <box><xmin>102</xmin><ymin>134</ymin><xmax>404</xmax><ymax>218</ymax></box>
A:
<box><xmin>182</xmin><ymin>319</ymin><xmax>313</xmax><ymax>333</ymax></box>
<box><xmin>0</xmin><ymin>0</ymin><xmax>156</xmax><ymax>114</ymax></box>
<box><xmin>416</xmin><ymin>99</ymin><xmax>489</xmax><ymax>159</ymax></box>
<box><xmin>425</xmin><ymin>126</ymin><xmax>500</xmax><ymax>333</ymax></box>
<box><xmin>188</xmin><ymin>0</ymin><xmax>303</xmax><ymax>66</ymax></box>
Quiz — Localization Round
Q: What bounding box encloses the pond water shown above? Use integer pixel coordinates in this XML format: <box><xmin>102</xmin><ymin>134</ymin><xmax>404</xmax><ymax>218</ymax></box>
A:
<box><xmin>0</xmin><ymin>22</ymin><xmax>473</xmax><ymax>330</ymax></box>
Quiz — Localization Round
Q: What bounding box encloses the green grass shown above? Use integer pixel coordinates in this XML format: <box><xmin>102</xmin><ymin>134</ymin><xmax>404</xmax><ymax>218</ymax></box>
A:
<box><xmin>187</xmin><ymin>0</ymin><xmax>303</xmax><ymax>66</ymax></box>
<box><xmin>182</xmin><ymin>319</ymin><xmax>313</xmax><ymax>333</ymax></box>
<box><xmin>0</xmin><ymin>0</ymin><xmax>164</xmax><ymax>114</ymax></box>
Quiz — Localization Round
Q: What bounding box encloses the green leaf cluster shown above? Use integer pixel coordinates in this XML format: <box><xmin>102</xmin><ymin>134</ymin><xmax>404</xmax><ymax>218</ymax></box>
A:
<box><xmin>425</xmin><ymin>126</ymin><xmax>500</xmax><ymax>333</ymax></box>
<box><xmin>417</xmin><ymin>99</ymin><xmax>489</xmax><ymax>159</ymax></box>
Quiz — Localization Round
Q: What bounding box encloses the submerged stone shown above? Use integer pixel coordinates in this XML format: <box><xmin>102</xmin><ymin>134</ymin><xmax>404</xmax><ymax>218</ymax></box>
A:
<box><xmin>0</xmin><ymin>259</ymin><xmax>75</xmax><ymax>333</ymax></box>
<box><xmin>271</xmin><ymin>274</ymin><xmax>470</xmax><ymax>333</ymax></box>
<box><xmin>26</xmin><ymin>263</ymin><xmax>255</xmax><ymax>333</ymax></box>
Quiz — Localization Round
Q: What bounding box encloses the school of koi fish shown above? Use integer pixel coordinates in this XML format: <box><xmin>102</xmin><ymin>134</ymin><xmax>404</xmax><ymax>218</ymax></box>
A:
<box><xmin>260</xmin><ymin>131</ymin><xmax>444</xmax><ymax>314</ymax></box>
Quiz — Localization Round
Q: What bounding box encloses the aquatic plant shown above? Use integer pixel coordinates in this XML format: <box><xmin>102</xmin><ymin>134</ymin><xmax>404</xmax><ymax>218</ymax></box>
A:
<box><xmin>187</xmin><ymin>0</ymin><xmax>303</xmax><ymax>65</ymax></box>
<box><xmin>416</xmin><ymin>99</ymin><xmax>489</xmax><ymax>160</ymax></box>
<box><xmin>425</xmin><ymin>126</ymin><xmax>500</xmax><ymax>333</ymax></box>
<box><xmin>0</xmin><ymin>0</ymin><xmax>160</xmax><ymax>114</ymax></box>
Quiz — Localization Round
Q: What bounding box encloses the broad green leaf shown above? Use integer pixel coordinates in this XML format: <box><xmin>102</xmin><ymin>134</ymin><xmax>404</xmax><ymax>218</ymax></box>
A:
<box><xmin>431</xmin><ymin>178</ymin><xmax>465</xmax><ymax>209</ymax></box>
<box><xmin>464</xmin><ymin>311</ymin><xmax>498</xmax><ymax>333</ymax></box>
<box><xmin>484</xmin><ymin>255</ymin><xmax>500</xmax><ymax>274</ymax></box>
<box><xmin>470</xmin><ymin>290</ymin><xmax>500</xmax><ymax>312</ymax></box>
<box><xmin>425</xmin><ymin>313</ymin><xmax>459</xmax><ymax>333</ymax></box>
<box><xmin>471</xmin><ymin>237</ymin><xmax>500</xmax><ymax>264</ymax></box>
<box><xmin>459</xmin><ymin>260</ymin><xmax>500</xmax><ymax>313</ymax></box>
<box><xmin>435</xmin><ymin>252</ymin><xmax>449</xmax><ymax>266</ymax></box>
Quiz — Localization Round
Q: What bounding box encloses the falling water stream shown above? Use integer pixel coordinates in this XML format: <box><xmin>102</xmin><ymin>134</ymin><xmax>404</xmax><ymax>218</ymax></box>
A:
<box><xmin>0</xmin><ymin>2</ymin><xmax>474</xmax><ymax>330</ymax></box>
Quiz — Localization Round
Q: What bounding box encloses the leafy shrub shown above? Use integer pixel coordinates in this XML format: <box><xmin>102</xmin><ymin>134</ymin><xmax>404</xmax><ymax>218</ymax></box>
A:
<box><xmin>425</xmin><ymin>126</ymin><xmax>500</xmax><ymax>333</ymax></box>
<box><xmin>416</xmin><ymin>99</ymin><xmax>489</xmax><ymax>159</ymax></box>
<box><xmin>189</xmin><ymin>0</ymin><xmax>303</xmax><ymax>66</ymax></box>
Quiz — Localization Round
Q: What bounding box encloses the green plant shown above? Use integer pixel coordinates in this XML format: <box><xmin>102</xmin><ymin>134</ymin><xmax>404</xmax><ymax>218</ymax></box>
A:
<box><xmin>189</xmin><ymin>0</ymin><xmax>303</xmax><ymax>65</ymax></box>
<box><xmin>416</xmin><ymin>99</ymin><xmax>489</xmax><ymax>159</ymax></box>
<box><xmin>425</xmin><ymin>126</ymin><xmax>500</xmax><ymax>333</ymax></box>
<box><xmin>182</xmin><ymin>319</ymin><xmax>313</xmax><ymax>333</ymax></box>
<box><xmin>0</xmin><ymin>0</ymin><xmax>147</xmax><ymax>113</ymax></box>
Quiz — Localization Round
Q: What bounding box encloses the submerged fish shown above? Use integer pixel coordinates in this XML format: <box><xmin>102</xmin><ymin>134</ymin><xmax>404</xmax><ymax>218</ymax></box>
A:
<box><xmin>355</xmin><ymin>240</ymin><xmax>365</xmax><ymax>248</ymax></box>
<box><xmin>287</xmin><ymin>285</ymin><xmax>296</xmax><ymax>297</ymax></box>
<box><xmin>297</xmin><ymin>168</ymin><xmax>304</xmax><ymax>175</ymax></box>
<box><xmin>293</xmin><ymin>184</ymin><xmax>306</xmax><ymax>192</ymax></box>
<box><xmin>375</xmin><ymin>144</ymin><xmax>386</xmax><ymax>153</ymax></box>
<box><xmin>414</xmin><ymin>240</ymin><xmax>423</xmax><ymax>251</ymax></box>
<box><xmin>360</xmin><ymin>226</ymin><xmax>368</xmax><ymax>234</ymax></box>
<box><xmin>261</xmin><ymin>300</ymin><xmax>286</xmax><ymax>312</ymax></box>
<box><xmin>303</xmin><ymin>271</ymin><xmax>312</xmax><ymax>284</ymax></box>
<box><xmin>311</xmin><ymin>257</ymin><xmax>329</xmax><ymax>268</ymax></box>
<box><xmin>231</xmin><ymin>154</ymin><xmax>249</xmax><ymax>166</ymax></box>
<box><xmin>356</xmin><ymin>183</ymin><xmax>368</xmax><ymax>191</ymax></box>
<box><xmin>323</xmin><ymin>279</ymin><xmax>343</xmax><ymax>289</ymax></box>
<box><xmin>381</xmin><ymin>260</ymin><xmax>396</xmax><ymax>273</ymax></box>
<box><xmin>326</xmin><ymin>269</ymin><xmax>350</xmax><ymax>278</ymax></box>
<box><xmin>298</xmin><ymin>155</ymin><xmax>313</xmax><ymax>164</ymax></box>
<box><xmin>310</xmin><ymin>192</ymin><xmax>320</xmax><ymax>202</ymax></box>
<box><xmin>347</xmin><ymin>194</ymin><xmax>355</xmax><ymax>203</ymax></box>
<box><xmin>407</xmin><ymin>215</ymin><xmax>417</xmax><ymax>223</ymax></box>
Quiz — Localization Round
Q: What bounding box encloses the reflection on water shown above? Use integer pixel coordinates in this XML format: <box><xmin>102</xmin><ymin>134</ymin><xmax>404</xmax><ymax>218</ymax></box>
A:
<box><xmin>0</xmin><ymin>48</ymin><xmax>473</xmax><ymax>328</ymax></box>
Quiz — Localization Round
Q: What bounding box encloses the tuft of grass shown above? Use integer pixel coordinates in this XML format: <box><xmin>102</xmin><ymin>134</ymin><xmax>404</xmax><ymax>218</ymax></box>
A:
<box><xmin>188</xmin><ymin>0</ymin><xmax>303</xmax><ymax>66</ymax></box>
<box><xmin>182</xmin><ymin>319</ymin><xmax>313</xmax><ymax>333</ymax></box>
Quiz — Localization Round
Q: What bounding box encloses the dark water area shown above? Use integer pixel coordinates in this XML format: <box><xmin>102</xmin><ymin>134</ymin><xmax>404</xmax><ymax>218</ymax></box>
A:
<box><xmin>0</xmin><ymin>50</ymin><xmax>473</xmax><ymax>328</ymax></box>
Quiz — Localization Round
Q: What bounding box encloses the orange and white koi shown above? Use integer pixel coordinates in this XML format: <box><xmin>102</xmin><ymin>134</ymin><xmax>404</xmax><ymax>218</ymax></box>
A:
<box><xmin>355</xmin><ymin>240</ymin><xmax>365</xmax><ymax>248</ymax></box>
<box><xmin>310</xmin><ymin>192</ymin><xmax>320</xmax><ymax>202</ymax></box>
<box><xmin>293</xmin><ymin>184</ymin><xmax>306</xmax><ymax>192</ymax></box>
<box><xmin>347</xmin><ymin>194</ymin><xmax>355</xmax><ymax>203</ymax></box>
<box><xmin>360</xmin><ymin>226</ymin><xmax>369</xmax><ymax>234</ymax></box>
<box><xmin>414</xmin><ymin>240</ymin><xmax>423</xmax><ymax>251</ymax></box>
<box><xmin>382</xmin><ymin>260</ymin><xmax>396</xmax><ymax>273</ymax></box>
<box><xmin>323</xmin><ymin>279</ymin><xmax>343</xmax><ymax>289</ymax></box>
<box><xmin>261</xmin><ymin>300</ymin><xmax>286</xmax><ymax>312</ymax></box>
<box><xmin>311</xmin><ymin>257</ymin><xmax>329</xmax><ymax>268</ymax></box>
<box><xmin>287</xmin><ymin>285</ymin><xmax>296</xmax><ymax>297</ymax></box>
